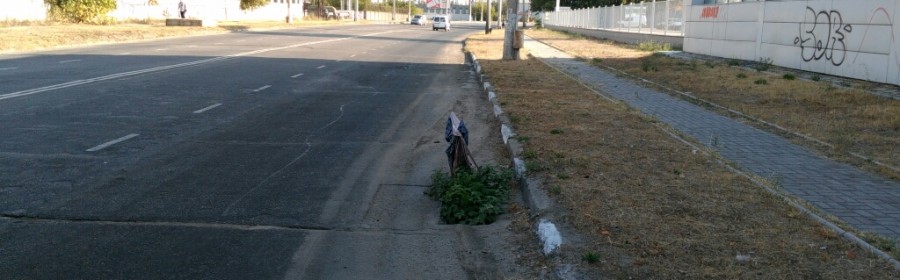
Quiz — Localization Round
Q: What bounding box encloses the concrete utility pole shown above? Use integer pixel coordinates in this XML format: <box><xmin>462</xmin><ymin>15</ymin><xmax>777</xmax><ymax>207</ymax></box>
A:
<box><xmin>502</xmin><ymin>0</ymin><xmax>518</xmax><ymax>60</ymax></box>
<box><xmin>496</xmin><ymin>0</ymin><xmax>502</xmax><ymax>28</ymax></box>
<box><xmin>355</xmin><ymin>0</ymin><xmax>359</xmax><ymax>21</ymax></box>
<box><xmin>285</xmin><ymin>0</ymin><xmax>292</xmax><ymax>23</ymax></box>
<box><xmin>485</xmin><ymin>0</ymin><xmax>491</xmax><ymax>33</ymax></box>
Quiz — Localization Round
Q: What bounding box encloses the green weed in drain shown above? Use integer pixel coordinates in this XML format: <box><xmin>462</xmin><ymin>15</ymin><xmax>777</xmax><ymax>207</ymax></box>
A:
<box><xmin>582</xmin><ymin>252</ymin><xmax>600</xmax><ymax>263</ymax></box>
<box><xmin>427</xmin><ymin>166</ymin><xmax>513</xmax><ymax>225</ymax></box>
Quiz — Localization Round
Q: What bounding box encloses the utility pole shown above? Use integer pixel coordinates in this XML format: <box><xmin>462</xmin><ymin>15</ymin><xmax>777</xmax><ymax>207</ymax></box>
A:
<box><xmin>485</xmin><ymin>0</ymin><xmax>491</xmax><ymax>33</ymax></box>
<box><xmin>285</xmin><ymin>0</ymin><xmax>292</xmax><ymax>23</ymax></box>
<box><xmin>354</xmin><ymin>0</ymin><xmax>358</xmax><ymax>21</ymax></box>
<box><xmin>502</xmin><ymin>0</ymin><xmax>518</xmax><ymax>60</ymax></box>
<box><xmin>496</xmin><ymin>0</ymin><xmax>502</xmax><ymax>29</ymax></box>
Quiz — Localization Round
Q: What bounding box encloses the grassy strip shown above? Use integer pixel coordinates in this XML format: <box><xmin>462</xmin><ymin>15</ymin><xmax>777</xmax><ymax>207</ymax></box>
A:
<box><xmin>525</xmin><ymin>29</ymin><xmax>900</xmax><ymax>180</ymax></box>
<box><xmin>0</xmin><ymin>20</ymin><xmax>355</xmax><ymax>54</ymax></box>
<box><xmin>465</xmin><ymin>32</ymin><xmax>899</xmax><ymax>278</ymax></box>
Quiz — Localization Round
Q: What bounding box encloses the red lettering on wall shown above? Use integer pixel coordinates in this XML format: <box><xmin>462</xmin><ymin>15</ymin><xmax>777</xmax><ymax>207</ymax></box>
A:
<box><xmin>701</xmin><ymin>6</ymin><xmax>719</xmax><ymax>19</ymax></box>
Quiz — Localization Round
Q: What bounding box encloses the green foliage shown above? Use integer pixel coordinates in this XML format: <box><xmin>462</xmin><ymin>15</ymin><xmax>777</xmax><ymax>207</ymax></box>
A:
<box><xmin>641</xmin><ymin>57</ymin><xmax>658</xmax><ymax>72</ymax></box>
<box><xmin>727</xmin><ymin>59</ymin><xmax>741</xmax><ymax>66</ymax></box>
<box><xmin>754</xmin><ymin>78</ymin><xmax>768</xmax><ymax>85</ymax></box>
<box><xmin>470</xmin><ymin>1</ymin><xmax>498</xmax><ymax>21</ymax></box>
<box><xmin>782</xmin><ymin>73</ymin><xmax>795</xmax><ymax>80</ymax></box>
<box><xmin>736</xmin><ymin>73</ymin><xmax>747</xmax><ymax>79</ymax></box>
<box><xmin>46</xmin><ymin>0</ymin><xmax>117</xmax><ymax>24</ymax></box>
<box><xmin>582</xmin><ymin>251</ymin><xmax>600</xmax><ymax>263</ymax></box>
<box><xmin>754</xmin><ymin>57</ymin><xmax>773</xmax><ymax>72</ymax></box>
<box><xmin>550</xmin><ymin>128</ymin><xmax>564</xmax><ymax>134</ymax></box>
<box><xmin>638</xmin><ymin>41</ymin><xmax>671</xmax><ymax>52</ymax></box>
<box><xmin>427</xmin><ymin>166</ymin><xmax>513</xmax><ymax>225</ymax></box>
<box><xmin>811</xmin><ymin>74</ymin><xmax>822</xmax><ymax>81</ymax></box>
<box><xmin>240</xmin><ymin>0</ymin><xmax>270</xmax><ymax>10</ymax></box>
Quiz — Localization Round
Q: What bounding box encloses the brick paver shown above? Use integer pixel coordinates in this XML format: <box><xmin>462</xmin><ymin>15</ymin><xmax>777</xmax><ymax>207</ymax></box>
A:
<box><xmin>525</xmin><ymin>38</ymin><xmax>900</xmax><ymax>239</ymax></box>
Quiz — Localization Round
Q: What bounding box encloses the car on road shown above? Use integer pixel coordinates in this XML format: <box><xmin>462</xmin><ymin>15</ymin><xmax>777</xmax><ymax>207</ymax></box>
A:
<box><xmin>411</xmin><ymin>14</ymin><xmax>427</xmax><ymax>25</ymax></box>
<box><xmin>432</xmin><ymin>15</ymin><xmax>450</xmax><ymax>31</ymax></box>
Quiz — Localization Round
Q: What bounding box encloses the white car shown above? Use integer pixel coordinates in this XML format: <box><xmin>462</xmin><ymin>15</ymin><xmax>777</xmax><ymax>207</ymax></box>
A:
<box><xmin>432</xmin><ymin>16</ymin><xmax>450</xmax><ymax>31</ymax></box>
<box><xmin>411</xmin><ymin>15</ymin><xmax>427</xmax><ymax>25</ymax></box>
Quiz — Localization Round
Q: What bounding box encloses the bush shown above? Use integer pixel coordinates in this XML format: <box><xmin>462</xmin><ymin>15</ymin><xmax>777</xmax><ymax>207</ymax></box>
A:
<box><xmin>47</xmin><ymin>0</ymin><xmax>117</xmax><ymax>24</ymax></box>
<box><xmin>638</xmin><ymin>41</ymin><xmax>671</xmax><ymax>52</ymax></box>
<box><xmin>427</xmin><ymin>166</ymin><xmax>513</xmax><ymax>225</ymax></box>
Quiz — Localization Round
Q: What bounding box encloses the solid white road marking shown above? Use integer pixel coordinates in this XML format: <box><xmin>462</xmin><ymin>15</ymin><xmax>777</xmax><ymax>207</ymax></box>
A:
<box><xmin>253</xmin><ymin>85</ymin><xmax>271</xmax><ymax>92</ymax></box>
<box><xmin>0</xmin><ymin>30</ymin><xmax>401</xmax><ymax>101</ymax></box>
<box><xmin>86</xmin><ymin>133</ymin><xmax>139</xmax><ymax>152</ymax></box>
<box><xmin>59</xmin><ymin>59</ymin><xmax>81</xmax><ymax>64</ymax></box>
<box><xmin>316</xmin><ymin>65</ymin><xmax>326</xmax><ymax>69</ymax></box>
<box><xmin>291</xmin><ymin>73</ymin><xmax>304</xmax><ymax>78</ymax></box>
<box><xmin>193</xmin><ymin>103</ymin><xmax>222</xmax><ymax>114</ymax></box>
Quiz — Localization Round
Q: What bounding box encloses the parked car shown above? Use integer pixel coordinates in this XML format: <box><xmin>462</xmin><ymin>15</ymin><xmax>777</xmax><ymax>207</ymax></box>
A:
<box><xmin>618</xmin><ymin>14</ymin><xmax>647</xmax><ymax>28</ymax></box>
<box><xmin>411</xmin><ymin>14</ymin><xmax>427</xmax><ymax>25</ymax></box>
<box><xmin>307</xmin><ymin>6</ymin><xmax>338</xmax><ymax>20</ymax></box>
<box><xmin>432</xmin><ymin>15</ymin><xmax>450</xmax><ymax>31</ymax></box>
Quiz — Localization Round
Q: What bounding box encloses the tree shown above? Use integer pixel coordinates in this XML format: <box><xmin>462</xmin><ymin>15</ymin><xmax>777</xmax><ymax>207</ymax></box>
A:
<box><xmin>240</xmin><ymin>0</ymin><xmax>270</xmax><ymax>10</ymax></box>
<box><xmin>46</xmin><ymin>0</ymin><xmax>117</xmax><ymax>23</ymax></box>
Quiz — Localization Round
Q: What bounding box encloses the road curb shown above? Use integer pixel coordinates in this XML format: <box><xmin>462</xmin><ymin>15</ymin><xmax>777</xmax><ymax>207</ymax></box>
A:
<box><xmin>464</xmin><ymin>46</ymin><xmax>562</xmax><ymax>257</ymax></box>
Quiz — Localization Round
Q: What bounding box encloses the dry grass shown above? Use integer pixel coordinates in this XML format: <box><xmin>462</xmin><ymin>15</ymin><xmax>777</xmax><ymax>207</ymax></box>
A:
<box><xmin>0</xmin><ymin>20</ymin><xmax>356</xmax><ymax>54</ymax></box>
<box><xmin>466</xmin><ymin>32</ymin><xmax>899</xmax><ymax>278</ymax></box>
<box><xmin>525</xmin><ymin>29</ymin><xmax>900</xmax><ymax>180</ymax></box>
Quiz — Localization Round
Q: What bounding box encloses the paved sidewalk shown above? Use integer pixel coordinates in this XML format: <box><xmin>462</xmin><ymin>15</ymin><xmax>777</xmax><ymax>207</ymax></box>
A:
<box><xmin>524</xmin><ymin>38</ymin><xmax>900</xmax><ymax>241</ymax></box>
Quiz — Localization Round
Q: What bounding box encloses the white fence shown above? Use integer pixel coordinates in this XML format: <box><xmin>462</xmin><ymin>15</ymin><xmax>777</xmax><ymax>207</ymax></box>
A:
<box><xmin>364</xmin><ymin>11</ymin><xmax>411</xmax><ymax>22</ymax></box>
<box><xmin>544</xmin><ymin>0</ymin><xmax>685</xmax><ymax>36</ymax></box>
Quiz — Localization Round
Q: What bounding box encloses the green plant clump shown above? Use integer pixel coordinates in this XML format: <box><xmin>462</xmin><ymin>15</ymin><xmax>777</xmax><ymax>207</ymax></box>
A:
<box><xmin>427</xmin><ymin>166</ymin><xmax>513</xmax><ymax>225</ymax></box>
<box><xmin>754</xmin><ymin>78</ymin><xmax>768</xmax><ymax>85</ymax></box>
<box><xmin>638</xmin><ymin>41</ymin><xmax>672</xmax><ymax>52</ymax></box>
<box><xmin>582</xmin><ymin>252</ymin><xmax>600</xmax><ymax>263</ymax></box>
<box><xmin>754</xmin><ymin>57</ymin><xmax>773</xmax><ymax>72</ymax></box>
<box><xmin>736</xmin><ymin>73</ymin><xmax>748</xmax><ymax>79</ymax></box>
<box><xmin>783</xmin><ymin>73</ymin><xmax>796</xmax><ymax>80</ymax></box>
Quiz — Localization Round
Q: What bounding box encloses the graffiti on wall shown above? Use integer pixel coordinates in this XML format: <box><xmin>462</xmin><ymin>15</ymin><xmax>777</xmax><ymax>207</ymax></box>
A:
<box><xmin>794</xmin><ymin>7</ymin><xmax>852</xmax><ymax>66</ymax></box>
<box><xmin>701</xmin><ymin>6</ymin><xmax>719</xmax><ymax>19</ymax></box>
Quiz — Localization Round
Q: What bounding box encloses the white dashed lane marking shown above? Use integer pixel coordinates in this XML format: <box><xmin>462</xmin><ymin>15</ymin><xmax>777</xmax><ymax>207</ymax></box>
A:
<box><xmin>59</xmin><ymin>59</ymin><xmax>81</xmax><ymax>64</ymax></box>
<box><xmin>0</xmin><ymin>67</ymin><xmax>17</xmax><ymax>71</ymax></box>
<box><xmin>291</xmin><ymin>73</ymin><xmax>304</xmax><ymax>78</ymax></box>
<box><xmin>253</xmin><ymin>85</ymin><xmax>271</xmax><ymax>92</ymax></box>
<box><xmin>193</xmin><ymin>103</ymin><xmax>222</xmax><ymax>114</ymax></box>
<box><xmin>317</xmin><ymin>65</ymin><xmax>326</xmax><ymax>69</ymax></box>
<box><xmin>86</xmin><ymin>133</ymin><xmax>139</xmax><ymax>152</ymax></box>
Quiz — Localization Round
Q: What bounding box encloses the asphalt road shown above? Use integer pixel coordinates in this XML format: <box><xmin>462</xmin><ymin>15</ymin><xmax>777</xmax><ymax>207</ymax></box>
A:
<box><xmin>0</xmin><ymin>23</ymin><xmax>518</xmax><ymax>279</ymax></box>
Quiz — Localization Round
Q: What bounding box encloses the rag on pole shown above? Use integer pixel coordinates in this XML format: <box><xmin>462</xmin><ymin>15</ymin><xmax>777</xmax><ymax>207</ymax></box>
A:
<box><xmin>445</xmin><ymin>112</ymin><xmax>478</xmax><ymax>174</ymax></box>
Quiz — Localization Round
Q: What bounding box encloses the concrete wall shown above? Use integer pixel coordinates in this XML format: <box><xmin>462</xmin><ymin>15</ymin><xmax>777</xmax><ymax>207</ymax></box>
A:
<box><xmin>685</xmin><ymin>0</ymin><xmax>900</xmax><ymax>85</ymax></box>
<box><xmin>549</xmin><ymin>25</ymin><xmax>684</xmax><ymax>49</ymax></box>
<box><xmin>2</xmin><ymin>0</ymin><xmax>48</xmax><ymax>21</ymax></box>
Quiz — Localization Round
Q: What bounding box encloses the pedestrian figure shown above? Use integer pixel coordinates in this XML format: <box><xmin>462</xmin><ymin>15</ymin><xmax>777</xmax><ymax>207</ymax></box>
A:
<box><xmin>178</xmin><ymin>0</ymin><xmax>187</xmax><ymax>19</ymax></box>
